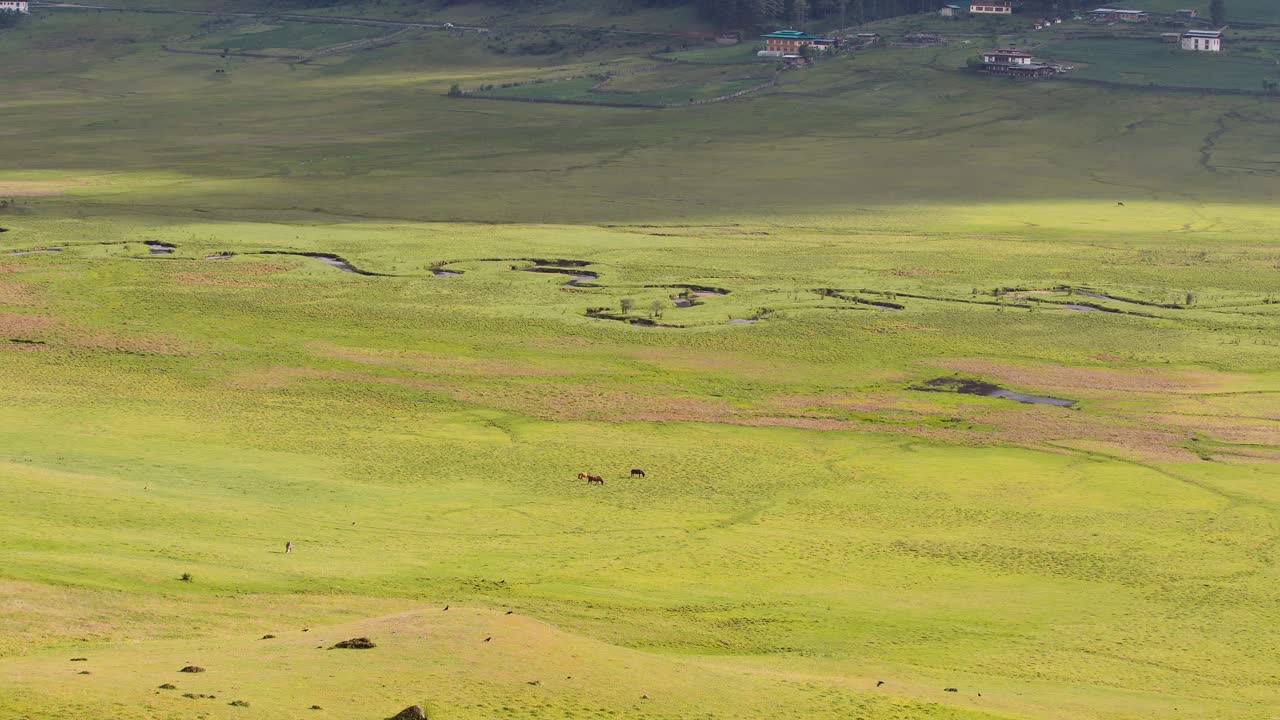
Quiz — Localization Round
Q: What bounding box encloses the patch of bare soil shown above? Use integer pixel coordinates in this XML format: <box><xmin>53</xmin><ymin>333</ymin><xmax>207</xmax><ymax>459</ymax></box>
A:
<box><xmin>0</xmin><ymin>179</ymin><xmax>90</xmax><ymax>196</ymax></box>
<box><xmin>0</xmin><ymin>280</ymin><xmax>42</xmax><ymax>306</ymax></box>
<box><xmin>169</xmin><ymin>271</ymin><xmax>278</xmax><ymax>289</ymax></box>
<box><xmin>931</xmin><ymin>358</ymin><xmax>1242</xmax><ymax>394</ymax></box>
<box><xmin>312</xmin><ymin>344</ymin><xmax>571</xmax><ymax>378</ymax></box>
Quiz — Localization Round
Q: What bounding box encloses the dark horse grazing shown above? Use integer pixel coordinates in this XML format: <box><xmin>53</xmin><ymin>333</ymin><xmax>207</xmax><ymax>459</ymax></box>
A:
<box><xmin>578</xmin><ymin>472</ymin><xmax>604</xmax><ymax>485</ymax></box>
<box><xmin>630</xmin><ymin>469</ymin><xmax>646</xmax><ymax>478</ymax></box>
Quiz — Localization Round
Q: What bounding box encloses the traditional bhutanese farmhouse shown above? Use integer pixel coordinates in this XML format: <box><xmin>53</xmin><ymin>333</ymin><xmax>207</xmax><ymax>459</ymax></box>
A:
<box><xmin>940</xmin><ymin>2</ymin><xmax>968</xmax><ymax>18</ymax></box>
<box><xmin>970</xmin><ymin>0</ymin><xmax>1013</xmax><ymax>14</ymax></box>
<box><xmin>0</xmin><ymin>0</ymin><xmax>29</xmax><ymax>13</ymax></box>
<box><xmin>1089</xmin><ymin>8</ymin><xmax>1150</xmax><ymax>22</ymax></box>
<box><xmin>761</xmin><ymin>30</ymin><xmax>836</xmax><ymax>55</ymax></box>
<box><xmin>1182</xmin><ymin>29</ymin><xmax>1222</xmax><ymax>52</ymax></box>
<box><xmin>977</xmin><ymin>49</ymin><xmax>1057</xmax><ymax>77</ymax></box>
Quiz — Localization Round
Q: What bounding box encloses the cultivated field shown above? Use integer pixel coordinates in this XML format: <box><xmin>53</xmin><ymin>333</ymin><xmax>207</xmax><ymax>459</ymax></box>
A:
<box><xmin>1</xmin><ymin>4</ymin><xmax>1278</xmax><ymax>720</ymax></box>
<box><xmin>1042</xmin><ymin>37</ymin><xmax>1280</xmax><ymax>90</ymax></box>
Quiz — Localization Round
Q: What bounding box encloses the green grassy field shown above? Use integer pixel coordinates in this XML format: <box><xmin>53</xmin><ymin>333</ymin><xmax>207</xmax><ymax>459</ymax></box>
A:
<box><xmin>197</xmin><ymin>22</ymin><xmax>388</xmax><ymax>51</ymax></box>
<box><xmin>1042</xmin><ymin>37</ymin><xmax>1280</xmax><ymax>90</ymax></box>
<box><xmin>474</xmin><ymin>68</ymin><xmax>771</xmax><ymax>106</ymax></box>
<box><xmin>654</xmin><ymin>43</ymin><xmax>774</xmax><ymax>64</ymax></box>
<box><xmin>1</xmin><ymin>4</ymin><xmax>1278</xmax><ymax>720</ymax></box>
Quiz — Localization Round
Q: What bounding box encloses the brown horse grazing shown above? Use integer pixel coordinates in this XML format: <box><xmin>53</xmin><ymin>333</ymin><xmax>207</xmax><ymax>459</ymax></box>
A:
<box><xmin>630</xmin><ymin>469</ymin><xmax>646</xmax><ymax>478</ymax></box>
<box><xmin>578</xmin><ymin>472</ymin><xmax>604</xmax><ymax>485</ymax></box>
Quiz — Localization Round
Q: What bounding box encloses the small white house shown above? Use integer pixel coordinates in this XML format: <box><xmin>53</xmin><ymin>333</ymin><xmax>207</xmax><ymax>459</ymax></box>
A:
<box><xmin>0</xmin><ymin>0</ymin><xmax>29</xmax><ymax>13</ymax></box>
<box><xmin>1182</xmin><ymin>30</ymin><xmax>1222</xmax><ymax>52</ymax></box>
<box><xmin>970</xmin><ymin>0</ymin><xmax>1013</xmax><ymax>14</ymax></box>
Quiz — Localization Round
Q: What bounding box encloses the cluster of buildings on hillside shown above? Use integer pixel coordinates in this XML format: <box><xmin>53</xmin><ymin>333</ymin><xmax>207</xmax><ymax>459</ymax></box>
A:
<box><xmin>758</xmin><ymin>29</ymin><xmax>884</xmax><ymax>65</ymax></box>
<box><xmin>757</xmin><ymin>3</ymin><xmax>1228</xmax><ymax>80</ymax></box>
<box><xmin>937</xmin><ymin>3</ymin><xmax>1224</xmax><ymax>53</ymax></box>
<box><xmin>1086</xmin><ymin>6</ymin><xmax>1223</xmax><ymax>51</ymax></box>
<box><xmin>0</xmin><ymin>0</ymin><xmax>30</xmax><ymax>13</ymax></box>
<box><xmin>933</xmin><ymin>3</ymin><xmax>1223</xmax><ymax>51</ymax></box>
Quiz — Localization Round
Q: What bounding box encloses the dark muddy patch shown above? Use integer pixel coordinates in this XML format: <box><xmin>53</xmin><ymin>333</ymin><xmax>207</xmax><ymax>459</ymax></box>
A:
<box><xmin>523</xmin><ymin>258</ymin><xmax>592</xmax><ymax>268</ymax></box>
<box><xmin>816</xmin><ymin>289</ymin><xmax>905</xmax><ymax>311</ymax></box>
<box><xmin>586</xmin><ymin>310</ymin><xmax>682</xmax><ymax>328</ymax></box>
<box><xmin>332</xmin><ymin>637</ymin><xmax>377</xmax><ymax>649</ymax></box>
<box><xmin>524</xmin><ymin>266</ymin><xmax>600</xmax><ymax>286</ymax></box>
<box><xmin>257</xmin><ymin>251</ymin><xmax>392</xmax><ymax>277</ymax></box>
<box><xmin>0</xmin><ymin>228</ymin><xmax>8</xmax><ymax>233</ymax></box>
<box><xmin>913</xmin><ymin>377</ymin><xmax>1076</xmax><ymax>407</ymax></box>
<box><xmin>1071</xmin><ymin>288</ymin><xmax>1183</xmax><ymax>310</ymax></box>
<box><xmin>646</xmin><ymin>283</ymin><xmax>731</xmax><ymax>295</ymax></box>
<box><xmin>146</xmin><ymin>242</ymin><xmax>176</xmax><ymax>255</ymax></box>
<box><xmin>650</xmin><ymin>283</ymin><xmax>731</xmax><ymax>308</ymax></box>
<box><xmin>4</xmin><ymin>247</ymin><xmax>62</xmax><ymax>256</ymax></box>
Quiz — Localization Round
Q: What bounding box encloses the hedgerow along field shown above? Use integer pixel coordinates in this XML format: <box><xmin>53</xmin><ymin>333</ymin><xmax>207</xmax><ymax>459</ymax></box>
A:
<box><xmin>1</xmin><ymin>4</ymin><xmax>1279</xmax><ymax>720</ymax></box>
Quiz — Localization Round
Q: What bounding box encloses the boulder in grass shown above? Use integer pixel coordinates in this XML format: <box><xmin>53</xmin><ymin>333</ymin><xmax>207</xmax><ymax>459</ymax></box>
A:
<box><xmin>388</xmin><ymin>705</ymin><xmax>427</xmax><ymax>720</ymax></box>
<box><xmin>332</xmin><ymin>637</ymin><xmax>376</xmax><ymax>649</ymax></box>
<box><xmin>158</xmin><ymin>684</ymin><xmax>177</xmax><ymax>690</ymax></box>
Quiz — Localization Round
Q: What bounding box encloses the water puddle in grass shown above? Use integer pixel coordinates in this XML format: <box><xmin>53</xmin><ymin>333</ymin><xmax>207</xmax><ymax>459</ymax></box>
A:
<box><xmin>258</xmin><ymin>251</ymin><xmax>391</xmax><ymax>276</ymax></box>
<box><xmin>915</xmin><ymin>377</ymin><xmax>1076</xmax><ymax>407</ymax></box>
<box><xmin>658</xmin><ymin>284</ymin><xmax>731</xmax><ymax>308</ymax></box>
<box><xmin>726</xmin><ymin>318</ymin><xmax>757</xmax><ymax>325</ymax></box>
<box><xmin>1062</xmin><ymin>304</ymin><xmax>1099</xmax><ymax>312</ymax></box>
<box><xmin>432</xmin><ymin>269</ymin><xmax>463</xmax><ymax>278</ymax></box>
<box><xmin>586</xmin><ymin>310</ymin><xmax>681</xmax><ymax>328</ymax></box>
<box><xmin>146</xmin><ymin>242</ymin><xmax>176</xmax><ymax>255</ymax></box>
<box><xmin>522</xmin><ymin>266</ymin><xmax>600</xmax><ymax>286</ymax></box>
<box><xmin>5</xmin><ymin>247</ymin><xmax>62</xmax><ymax>256</ymax></box>
<box><xmin>205</xmin><ymin>253</ymin><xmax>233</xmax><ymax>260</ymax></box>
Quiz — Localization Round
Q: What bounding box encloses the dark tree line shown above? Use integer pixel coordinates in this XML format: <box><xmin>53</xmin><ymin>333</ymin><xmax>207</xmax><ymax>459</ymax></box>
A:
<box><xmin>0</xmin><ymin>9</ymin><xmax>25</xmax><ymax>29</ymax></box>
<box><xmin>269</xmin><ymin>0</ymin><xmax>1094</xmax><ymax>27</ymax></box>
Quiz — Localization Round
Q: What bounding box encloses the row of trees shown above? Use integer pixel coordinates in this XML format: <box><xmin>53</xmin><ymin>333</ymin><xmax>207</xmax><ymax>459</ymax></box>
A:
<box><xmin>477</xmin><ymin>0</ymin><xmax>1119</xmax><ymax>30</ymax></box>
<box><xmin>283</xmin><ymin>0</ymin><xmax>1228</xmax><ymax>29</ymax></box>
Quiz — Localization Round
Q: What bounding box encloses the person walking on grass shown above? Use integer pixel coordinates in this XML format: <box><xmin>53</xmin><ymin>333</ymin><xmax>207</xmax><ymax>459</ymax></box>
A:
<box><xmin>285</xmin><ymin>541</ymin><xmax>292</xmax><ymax>554</ymax></box>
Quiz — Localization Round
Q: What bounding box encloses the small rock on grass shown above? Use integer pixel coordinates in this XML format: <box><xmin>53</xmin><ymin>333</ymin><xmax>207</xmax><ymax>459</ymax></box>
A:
<box><xmin>179</xmin><ymin>665</ymin><xmax>205</xmax><ymax>673</ymax></box>
<box><xmin>229</xmin><ymin>700</ymin><xmax>250</xmax><ymax>707</ymax></box>
<box><xmin>69</xmin><ymin>658</ymin><xmax>87</xmax><ymax>662</ymax></box>
<box><xmin>158</xmin><ymin>684</ymin><xmax>177</xmax><ymax>690</ymax></box>
<box><xmin>388</xmin><ymin>706</ymin><xmax>427</xmax><ymax>720</ymax></box>
<box><xmin>261</xmin><ymin>634</ymin><xmax>276</xmax><ymax>639</ymax></box>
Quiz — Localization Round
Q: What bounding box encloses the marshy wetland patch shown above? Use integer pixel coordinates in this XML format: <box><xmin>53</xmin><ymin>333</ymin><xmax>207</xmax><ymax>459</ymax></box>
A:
<box><xmin>914</xmin><ymin>377</ymin><xmax>1077</xmax><ymax>407</ymax></box>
